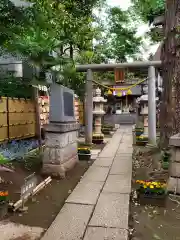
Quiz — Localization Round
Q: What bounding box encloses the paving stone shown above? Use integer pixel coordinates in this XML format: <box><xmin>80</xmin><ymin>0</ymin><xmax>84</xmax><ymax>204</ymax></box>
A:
<box><xmin>82</xmin><ymin>165</ymin><xmax>109</xmax><ymax>182</ymax></box>
<box><xmin>98</xmin><ymin>148</ymin><xmax>118</xmax><ymax>158</ymax></box>
<box><xmin>116</xmin><ymin>148</ymin><xmax>133</xmax><ymax>154</ymax></box>
<box><xmin>83</xmin><ymin>227</ymin><xmax>128</xmax><ymax>240</ymax></box>
<box><xmin>94</xmin><ymin>157</ymin><xmax>114</xmax><ymax>167</ymax></box>
<box><xmin>66</xmin><ymin>181</ymin><xmax>103</xmax><ymax>205</ymax></box>
<box><xmin>103</xmin><ymin>174</ymin><xmax>131</xmax><ymax>194</ymax></box>
<box><xmin>41</xmin><ymin>203</ymin><xmax>93</xmax><ymax>240</ymax></box>
<box><xmin>114</xmin><ymin>155</ymin><xmax>132</xmax><ymax>161</ymax></box>
<box><xmin>113</xmin><ymin>155</ymin><xmax>132</xmax><ymax>161</ymax></box>
<box><xmin>89</xmin><ymin>192</ymin><xmax>129</xmax><ymax>229</ymax></box>
<box><xmin>110</xmin><ymin>159</ymin><xmax>132</xmax><ymax>175</ymax></box>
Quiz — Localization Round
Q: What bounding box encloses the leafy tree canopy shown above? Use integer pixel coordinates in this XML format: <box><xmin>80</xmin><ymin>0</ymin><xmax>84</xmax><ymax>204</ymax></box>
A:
<box><xmin>104</xmin><ymin>7</ymin><xmax>142</xmax><ymax>62</ymax></box>
<box><xmin>0</xmin><ymin>0</ymin><xmax>143</xmax><ymax>98</ymax></box>
<box><xmin>131</xmin><ymin>0</ymin><xmax>165</xmax><ymax>24</ymax></box>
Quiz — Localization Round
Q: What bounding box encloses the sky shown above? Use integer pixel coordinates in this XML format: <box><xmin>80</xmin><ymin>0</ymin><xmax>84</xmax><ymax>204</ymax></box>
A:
<box><xmin>106</xmin><ymin>0</ymin><xmax>159</xmax><ymax>59</ymax></box>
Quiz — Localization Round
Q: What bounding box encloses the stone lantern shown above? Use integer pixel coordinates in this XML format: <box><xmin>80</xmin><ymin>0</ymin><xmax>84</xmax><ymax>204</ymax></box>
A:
<box><xmin>139</xmin><ymin>95</ymin><xmax>148</xmax><ymax>137</ymax></box>
<box><xmin>92</xmin><ymin>88</ymin><xmax>107</xmax><ymax>144</ymax></box>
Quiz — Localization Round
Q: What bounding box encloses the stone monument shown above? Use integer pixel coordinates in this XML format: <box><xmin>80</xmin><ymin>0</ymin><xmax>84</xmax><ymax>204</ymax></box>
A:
<box><xmin>92</xmin><ymin>88</ymin><xmax>107</xmax><ymax>144</ymax></box>
<box><xmin>42</xmin><ymin>84</ymin><xmax>79</xmax><ymax>178</ymax></box>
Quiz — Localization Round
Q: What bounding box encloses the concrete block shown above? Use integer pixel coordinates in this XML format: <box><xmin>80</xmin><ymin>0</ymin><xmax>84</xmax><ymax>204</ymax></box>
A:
<box><xmin>171</xmin><ymin>147</ymin><xmax>180</xmax><ymax>162</ymax></box>
<box><xmin>170</xmin><ymin>162</ymin><xmax>180</xmax><ymax>177</ymax></box>
<box><xmin>82</xmin><ymin>165</ymin><xmax>109</xmax><ymax>182</ymax></box>
<box><xmin>83</xmin><ymin>227</ymin><xmax>128</xmax><ymax>240</ymax></box>
<box><xmin>89</xmin><ymin>193</ymin><xmax>129</xmax><ymax>229</ymax></box>
<box><xmin>41</xmin><ymin>203</ymin><xmax>93</xmax><ymax>240</ymax></box>
<box><xmin>167</xmin><ymin>177</ymin><xmax>178</xmax><ymax>193</ymax></box>
<box><xmin>66</xmin><ymin>181</ymin><xmax>103</xmax><ymax>205</ymax></box>
<box><xmin>103</xmin><ymin>174</ymin><xmax>131</xmax><ymax>194</ymax></box>
<box><xmin>169</xmin><ymin>134</ymin><xmax>180</xmax><ymax>147</ymax></box>
<box><xmin>43</xmin><ymin>142</ymin><xmax>78</xmax><ymax>164</ymax></box>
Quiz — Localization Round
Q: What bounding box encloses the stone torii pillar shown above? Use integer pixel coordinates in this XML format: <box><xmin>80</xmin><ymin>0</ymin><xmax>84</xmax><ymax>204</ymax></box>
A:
<box><xmin>85</xmin><ymin>69</ymin><xmax>93</xmax><ymax>144</ymax></box>
<box><xmin>148</xmin><ymin>66</ymin><xmax>156</xmax><ymax>145</ymax></box>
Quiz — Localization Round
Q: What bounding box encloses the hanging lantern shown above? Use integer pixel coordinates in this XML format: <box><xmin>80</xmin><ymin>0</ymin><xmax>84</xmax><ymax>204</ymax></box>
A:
<box><xmin>127</xmin><ymin>89</ymin><xmax>132</xmax><ymax>95</ymax></box>
<box><xmin>122</xmin><ymin>91</ymin><xmax>126</xmax><ymax>96</ymax></box>
<box><xmin>107</xmin><ymin>89</ymin><xmax>113</xmax><ymax>95</ymax></box>
<box><xmin>117</xmin><ymin>91</ymin><xmax>122</xmax><ymax>97</ymax></box>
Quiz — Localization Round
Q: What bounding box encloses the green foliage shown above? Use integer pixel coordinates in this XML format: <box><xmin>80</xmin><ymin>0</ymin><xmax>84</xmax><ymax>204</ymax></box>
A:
<box><xmin>104</xmin><ymin>7</ymin><xmax>142</xmax><ymax>62</ymax></box>
<box><xmin>0</xmin><ymin>0</ymin><xmax>28</xmax><ymax>45</ymax></box>
<box><xmin>130</xmin><ymin>0</ymin><xmax>165</xmax><ymax>43</ymax></box>
<box><xmin>0</xmin><ymin>0</ymin><xmax>143</xmax><ymax>96</ymax></box>
<box><xmin>0</xmin><ymin>154</ymin><xmax>9</xmax><ymax>164</ymax></box>
<box><xmin>0</xmin><ymin>69</ymin><xmax>33</xmax><ymax>98</ymax></box>
<box><xmin>131</xmin><ymin>0</ymin><xmax>165</xmax><ymax>23</ymax></box>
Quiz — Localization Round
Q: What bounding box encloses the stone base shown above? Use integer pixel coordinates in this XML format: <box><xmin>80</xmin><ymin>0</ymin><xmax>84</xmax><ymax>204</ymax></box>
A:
<box><xmin>167</xmin><ymin>177</ymin><xmax>180</xmax><ymax>194</ymax></box>
<box><xmin>42</xmin><ymin>155</ymin><xmax>78</xmax><ymax>178</ymax></box>
<box><xmin>42</xmin><ymin>122</ymin><xmax>79</xmax><ymax>178</ymax></box>
<box><xmin>168</xmin><ymin>134</ymin><xmax>180</xmax><ymax>195</ymax></box>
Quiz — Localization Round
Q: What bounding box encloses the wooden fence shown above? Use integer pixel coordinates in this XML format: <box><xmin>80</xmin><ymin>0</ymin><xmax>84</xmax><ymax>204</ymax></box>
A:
<box><xmin>0</xmin><ymin>96</ymin><xmax>84</xmax><ymax>142</ymax></box>
<box><xmin>0</xmin><ymin>97</ymin><xmax>36</xmax><ymax>142</ymax></box>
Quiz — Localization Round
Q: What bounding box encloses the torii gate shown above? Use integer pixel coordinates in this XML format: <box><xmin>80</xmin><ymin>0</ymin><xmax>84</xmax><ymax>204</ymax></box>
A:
<box><xmin>76</xmin><ymin>61</ymin><xmax>162</xmax><ymax>146</ymax></box>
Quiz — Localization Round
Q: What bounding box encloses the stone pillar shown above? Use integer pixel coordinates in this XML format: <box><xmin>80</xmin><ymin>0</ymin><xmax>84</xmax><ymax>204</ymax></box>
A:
<box><xmin>42</xmin><ymin>122</ymin><xmax>79</xmax><ymax>178</ymax></box>
<box><xmin>148</xmin><ymin>66</ymin><xmax>156</xmax><ymax>145</ymax></box>
<box><xmin>168</xmin><ymin>134</ymin><xmax>180</xmax><ymax>194</ymax></box>
<box><xmin>85</xmin><ymin>69</ymin><xmax>93</xmax><ymax>145</ymax></box>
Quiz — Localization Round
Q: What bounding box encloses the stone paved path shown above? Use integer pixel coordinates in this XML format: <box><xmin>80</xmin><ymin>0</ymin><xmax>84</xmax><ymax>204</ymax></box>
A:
<box><xmin>41</xmin><ymin>126</ymin><xmax>133</xmax><ymax>240</ymax></box>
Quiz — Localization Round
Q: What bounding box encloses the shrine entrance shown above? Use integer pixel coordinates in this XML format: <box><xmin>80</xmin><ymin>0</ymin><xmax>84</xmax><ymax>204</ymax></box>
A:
<box><xmin>76</xmin><ymin>61</ymin><xmax>162</xmax><ymax>145</ymax></box>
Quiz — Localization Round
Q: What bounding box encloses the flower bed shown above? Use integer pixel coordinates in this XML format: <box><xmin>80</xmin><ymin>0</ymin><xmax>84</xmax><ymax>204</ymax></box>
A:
<box><xmin>0</xmin><ymin>191</ymin><xmax>8</xmax><ymax>219</ymax></box>
<box><xmin>135</xmin><ymin>128</ymin><xmax>144</xmax><ymax>137</ymax></box>
<box><xmin>78</xmin><ymin>148</ymin><xmax>91</xmax><ymax>161</ymax></box>
<box><xmin>136</xmin><ymin>180</ymin><xmax>167</xmax><ymax>206</ymax></box>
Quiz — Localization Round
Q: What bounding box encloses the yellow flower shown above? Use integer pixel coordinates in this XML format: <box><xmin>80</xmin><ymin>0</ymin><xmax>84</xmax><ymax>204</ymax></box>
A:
<box><xmin>150</xmin><ymin>185</ymin><xmax>154</xmax><ymax>189</ymax></box>
<box><xmin>143</xmin><ymin>185</ymin><xmax>147</xmax><ymax>189</ymax></box>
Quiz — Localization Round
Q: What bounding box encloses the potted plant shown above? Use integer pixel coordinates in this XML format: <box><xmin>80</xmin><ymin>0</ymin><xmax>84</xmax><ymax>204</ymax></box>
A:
<box><xmin>102</xmin><ymin>124</ymin><xmax>114</xmax><ymax>135</ymax></box>
<box><xmin>78</xmin><ymin>147</ymin><xmax>91</xmax><ymax>161</ymax></box>
<box><xmin>136</xmin><ymin>134</ymin><xmax>148</xmax><ymax>145</ymax></box>
<box><xmin>161</xmin><ymin>150</ymin><xmax>171</xmax><ymax>170</ymax></box>
<box><xmin>135</xmin><ymin>127</ymin><xmax>144</xmax><ymax>137</ymax></box>
<box><xmin>92</xmin><ymin>135</ymin><xmax>104</xmax><ymax>144</ymax></box>
<box><xmin>136</xmin><ymin>180</ymin><xmax>167</xmax><ymax>206</ymax></box>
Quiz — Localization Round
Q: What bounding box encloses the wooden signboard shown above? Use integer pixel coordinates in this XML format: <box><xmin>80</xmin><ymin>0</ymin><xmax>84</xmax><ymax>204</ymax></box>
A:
<box><xmin>114</xmin><ymin>69</ymin><xmax>125</xmax><ymax>83</ymax></box>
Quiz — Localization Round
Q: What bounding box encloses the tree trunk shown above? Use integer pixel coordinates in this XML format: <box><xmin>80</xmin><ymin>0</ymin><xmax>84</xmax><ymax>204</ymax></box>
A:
<box><xmin>160</xmin><ymin>0</ymin><xmax>180</xmax><ymax>148</ymax></box>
